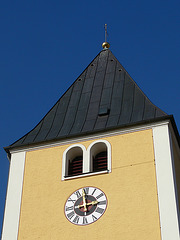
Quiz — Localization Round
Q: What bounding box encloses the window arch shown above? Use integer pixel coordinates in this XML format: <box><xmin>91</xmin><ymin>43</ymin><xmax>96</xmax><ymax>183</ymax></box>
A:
<box><xmin>66</xmin><ymin>147</ymin><xmax>83</xmax><ymax>176</ymax></box>
<box><xmin>87</xmin><ymin>140</ymin><xmax>111</xmax><ymax>174</ymax></box>
<box><xmin>62</xmin><ymin>144</ymin><xmax>86</xmax><ymax>180</ymax></box>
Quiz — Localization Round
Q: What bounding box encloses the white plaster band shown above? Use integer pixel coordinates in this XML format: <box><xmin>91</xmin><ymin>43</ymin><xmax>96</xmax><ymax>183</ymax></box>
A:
<box><xmin>1</xmin><ymin>151</ymin><xmax>26</xmax><ymax>240</ymax></box>
<box><xmin>153</xmin><ymin>124</ymin><xmax>180</xmax><ymax>240</ymax></box>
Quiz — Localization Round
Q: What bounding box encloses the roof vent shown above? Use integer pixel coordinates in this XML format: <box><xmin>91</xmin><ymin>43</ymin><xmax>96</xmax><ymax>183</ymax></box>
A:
<box><xmin>98</xmin><ymin>107</ymin><xmax>110</xmax><ymax>116</ymax></box>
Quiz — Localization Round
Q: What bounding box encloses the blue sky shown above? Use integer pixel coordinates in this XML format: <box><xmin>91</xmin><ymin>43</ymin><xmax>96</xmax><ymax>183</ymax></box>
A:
<box><xmin>0</xmin><ymin>0</ymin><xmax>180</xmax><ymax>235</ymax></box>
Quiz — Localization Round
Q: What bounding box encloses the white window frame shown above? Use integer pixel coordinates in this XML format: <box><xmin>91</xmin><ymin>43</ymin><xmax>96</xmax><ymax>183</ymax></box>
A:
<box><xmin>62</xmin><ymin>144</ymin><xmax>86</xmax><ymax>180</ymax></box>
<box><xmin>62</xmin><ymin>140</ymin><xmax>111</xmax><ymax>180</ymax></box>
<box><xmin>87</xmin><ymin>139</ymin><xmax>111</xmax><ymax>173</ymax></box>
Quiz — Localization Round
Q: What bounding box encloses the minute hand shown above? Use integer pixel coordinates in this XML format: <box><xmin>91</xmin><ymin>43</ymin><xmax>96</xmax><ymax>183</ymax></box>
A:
<box><xmin>86</xmin><ymin>200</ymin><xmax>98</xmax><ymax>206</ymax></box>
<box><xmin>82</xmin><ymin>188</ymin><xmax>87</xmax><ymax>212</ymax></box>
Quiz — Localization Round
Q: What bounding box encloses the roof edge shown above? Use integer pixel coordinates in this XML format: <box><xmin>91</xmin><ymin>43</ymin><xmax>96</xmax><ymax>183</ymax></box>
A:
<box><xmin>7</xmin><ymin>49</ymin><xmax>109</xmax><ymax>149</ymax></box>
<box><xmin>4</xmin><ymin>115</ymin><xmax>180</xmax><ymax>158</ymax></box>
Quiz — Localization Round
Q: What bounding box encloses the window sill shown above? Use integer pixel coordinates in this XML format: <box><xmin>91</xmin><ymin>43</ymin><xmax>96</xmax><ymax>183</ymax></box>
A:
<box><xmin>63</xmin><ymin>170</ymin><xmax>110</xmax><ymax>181</ymax></box>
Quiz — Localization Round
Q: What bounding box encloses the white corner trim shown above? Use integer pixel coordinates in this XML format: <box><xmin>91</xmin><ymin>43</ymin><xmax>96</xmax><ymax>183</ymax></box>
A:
<box><xmin>1</xmin><ymin>151</ymin><xmax>26</xmax><ymax>240</ymax></box>
<box><xmin>153</xmin><ymin>124</ymin><xmax>180</xmax><ymax>240</ymax></box>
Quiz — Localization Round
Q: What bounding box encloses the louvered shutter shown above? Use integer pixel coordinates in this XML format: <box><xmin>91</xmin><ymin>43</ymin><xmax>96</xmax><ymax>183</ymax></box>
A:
<box><xmin>68</xmin><ymin>156</ymin><xmax>83</xmax><ymax>176</ymax></box>
<box><xmin>93</xmin><ymin>151</ymin><xmax>107</xmax><ymax>172</ymax></box>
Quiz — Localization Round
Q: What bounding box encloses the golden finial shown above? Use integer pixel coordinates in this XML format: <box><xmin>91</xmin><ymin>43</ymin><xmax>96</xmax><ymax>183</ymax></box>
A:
<box><xmin>102</xmin><ymin>24</ymin><xmax>110</xmax><ymax>49</ymax></box>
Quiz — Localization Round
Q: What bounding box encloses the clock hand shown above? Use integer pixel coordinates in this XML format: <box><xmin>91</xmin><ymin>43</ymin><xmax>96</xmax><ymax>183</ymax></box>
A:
<box><xmin>82</xmin><ymin>188</ymin><xmax>87</xmax><ymax>212</ymax></box>
<box><xmin>78</xmin><ymin>200</ymin><xmax>99</xmax><ymax>209</ymax></box>
<box><xmin>86</xmin><ymin>200</ymin><xmax>98</xmax><ymax>206</ymax></box>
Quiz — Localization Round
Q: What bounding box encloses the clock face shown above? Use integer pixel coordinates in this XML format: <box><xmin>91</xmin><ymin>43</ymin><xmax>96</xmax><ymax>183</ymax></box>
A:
<box><xmin>64</xmin><ymin>186</ymin><xmax>107</xmax><ymax>225</ymax></box>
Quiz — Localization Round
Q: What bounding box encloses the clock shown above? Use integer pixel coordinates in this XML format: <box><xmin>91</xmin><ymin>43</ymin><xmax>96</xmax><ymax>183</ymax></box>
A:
<box><xmin>64</xmin><ymin>186</ymin><xmax>107</xmax><ymax>225</ymax></box>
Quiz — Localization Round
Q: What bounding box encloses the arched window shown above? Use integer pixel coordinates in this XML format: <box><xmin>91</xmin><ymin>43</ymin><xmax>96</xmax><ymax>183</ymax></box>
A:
<box><xmin>89</xmin><ymin>141</ymin><xmax>110</xmax><ymax>173</ymax></box>
<box><xmin>62</xmin><ymin>140</ymin><xmax>111</xmax><ymax>180</ymax></box>
<box><xmin>63</xmin><ymin>146</ymin><xmax>84</xmax><ymax>179</ymax></box>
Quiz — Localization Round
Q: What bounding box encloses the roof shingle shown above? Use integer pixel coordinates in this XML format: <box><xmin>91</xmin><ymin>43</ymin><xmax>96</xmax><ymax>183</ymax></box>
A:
<box><xmin>7</xmin><ymin>48</ymin><xmax>167</xmax><ymax>150</ymax></box>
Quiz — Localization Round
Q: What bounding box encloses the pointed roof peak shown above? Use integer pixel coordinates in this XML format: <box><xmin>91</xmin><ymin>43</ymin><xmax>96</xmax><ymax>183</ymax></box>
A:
<box><xmin>6</xmin><ymin>48</ymin><xmax>167</xmax><ymax>151</ymax></box>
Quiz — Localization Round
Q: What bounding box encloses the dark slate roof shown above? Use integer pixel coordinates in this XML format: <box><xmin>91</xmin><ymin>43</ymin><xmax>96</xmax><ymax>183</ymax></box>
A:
<box><xmin>6</xmin><ymin>48</ymin><xmax>167</xmax><ymax>150</ymax></box>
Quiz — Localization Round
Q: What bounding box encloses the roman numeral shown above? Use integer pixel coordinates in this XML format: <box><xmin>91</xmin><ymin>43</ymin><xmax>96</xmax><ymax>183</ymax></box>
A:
<box><xmin>67</xmin><ymin>211</ymin><xmax>75</xmax><ymax>220</ymax></box>
<box><xmin>92</xmin><ymin>214</ymin><xmax>97</xmax><ymax>222</ymax></box>
<box><xmin>65</xmin><ymin>206</ymin><xmax>74</xmax><ymax>211</ymax></box>
<box><xmin>83</xmin><ymin>217</ymin><xmax>88</xmax><ymax>225</ymax></box>
<box><xmin>98</xmin><ymin>200</ymin><xmax>107</xmax><ymax>205</ymax></box>
<box><xmin>67</xmin><ymin>197</ymin><xmax>76</xmax><ymax>203</ymax></box>
<box><xmin>73</xmin><ymin>215</ymin><xmax>80</xmax><ymax>224</ymax></box>
<box><xmin>95</xmin><ymin>207</ymin><xmax>104</xmax><ymax>214</ymax></box>
<box><xmin>84</xmin><ymin>187</ymin><xmax>89</xmax><ymax>195</ymax></box>
<box><xmin>74</xmin><ymin>190</ymin><xmax>81</xmax><ymax>198</ymax></box>
<box><xmin>96</xmin><ymin>193</ymin><xmax>104</xmax><ymax>199</ymax></box>
<box><xmin>91</xmin><ymin>188</ymin><xmax>97</xmax><ymax>195</ymax></box>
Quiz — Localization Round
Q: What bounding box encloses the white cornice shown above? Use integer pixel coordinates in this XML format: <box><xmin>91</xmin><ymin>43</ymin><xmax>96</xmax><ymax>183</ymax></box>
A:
<box><xmin>9</xmin><ymin>120</ymin><xmax>170</xmax><ymax>155</ymax></box>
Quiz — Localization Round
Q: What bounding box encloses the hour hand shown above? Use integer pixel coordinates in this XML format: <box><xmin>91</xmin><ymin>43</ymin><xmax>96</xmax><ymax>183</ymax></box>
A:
<box><xmin>86</xmin><ymin>200</ymin><xmax>98</xmax><ymax>206</ymax></box>
<box><xmin>78</xmin><ymin>200</ymin><xmax>98</xmax><ymax>209</ymax></box>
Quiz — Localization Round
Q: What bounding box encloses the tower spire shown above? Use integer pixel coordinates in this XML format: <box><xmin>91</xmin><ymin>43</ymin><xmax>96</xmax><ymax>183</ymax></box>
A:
<box><xmin>105</xmin><ymin>23</ymin><xmax>108</xmax><ymax>42</ymax></box>
<box><xmin>102</xmin><ymin>24</ymin><xmax>110</xmax><ymax>49</ymax></box>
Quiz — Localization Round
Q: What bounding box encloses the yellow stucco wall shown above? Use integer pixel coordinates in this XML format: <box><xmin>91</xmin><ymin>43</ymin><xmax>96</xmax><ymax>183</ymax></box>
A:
<box><xmin>18</xmin><ymin>129</ymin><xmax>161</xmax><ymax>240</ymax></box>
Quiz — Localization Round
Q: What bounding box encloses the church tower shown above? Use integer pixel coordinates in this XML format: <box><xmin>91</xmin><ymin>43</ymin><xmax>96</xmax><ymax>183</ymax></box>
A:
<box><xmin>2</xmin><ymin>41</ymin><xmax>180</xmax><ymax>240</ymax></box>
